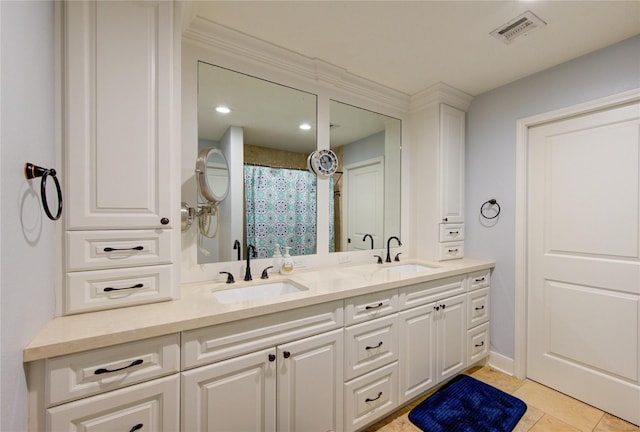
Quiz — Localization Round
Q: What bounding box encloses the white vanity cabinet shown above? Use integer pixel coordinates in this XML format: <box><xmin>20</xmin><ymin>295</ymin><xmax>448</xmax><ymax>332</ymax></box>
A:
<box><xmin>410</xmin><ymin>97</ymin><xmax>469</xmax><ymax>262</ymax></box>
<box><xmin>59</xmin><ymin>0</ymin><xmax>179</xmax><ymax>314</ymax></box>
<box><xmin>181</xmin><ymin>301</ymin><xmax>344</xmax><ymax>432</ymax></box>
<box><xmin>467</xmin><ymin>270</ymin><xmax>491</xmax><ymax>364</ymax></box>
<box><xmin>398</xmin><ymin>276</ymin><xmax>468</xmax><ymax>405</ymax></box>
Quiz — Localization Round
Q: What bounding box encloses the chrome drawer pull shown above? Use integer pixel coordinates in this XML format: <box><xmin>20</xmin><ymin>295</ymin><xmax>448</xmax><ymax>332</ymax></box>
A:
<box><xmin>104</xmin><ymin>283</ymin><xmax>144</xmax><ymax>292</ymax></box>
<box><xmin>365</xmin><ymin>341</ymin><xmax>383</xmax><ymax>350</ymax></box>
<box><xmin>104</xmin><ymin>246</ymin><xmax>144</xmax><ymax>252</ymax></box>
<box><xmin>365</xmin><ymin>392</ymin><xmax>383</xmax><ymax>402</ymax></box>
<box><xmin>475</xmin><ymin>305</ymin><xmax>485</xmax><ymax>311</ymax></box>
<box><xmin>94</xmin><ymin>359</ymin><xmax>143</xmax><ymax>375</ymax></box>
<box><xmin>129</xmin><ymin>424</ymin><xmax>143</xmax><ymax>432</ymax></box>
<box><xmin>365</xmin><ymin>302</ymin><xmax>383</xmax><ymax>310</ymax></box>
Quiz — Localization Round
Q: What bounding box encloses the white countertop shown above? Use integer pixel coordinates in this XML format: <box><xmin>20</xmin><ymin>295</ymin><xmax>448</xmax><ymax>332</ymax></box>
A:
<box><xmin>23</xmin><ymin>258</ymin><xmax>494</xmax><ymax>362</ymax></box>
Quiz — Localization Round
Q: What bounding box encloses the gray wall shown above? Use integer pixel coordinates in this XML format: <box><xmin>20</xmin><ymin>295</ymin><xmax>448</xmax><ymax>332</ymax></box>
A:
<box><xmin>1</xmin><ymin>1</ymin><xmax>56</xmax><ymax>430</ymax></box>
<box><xmin>465</xmin><ymin>34</ymin><xmax>640</xmax><ymax>360</ymax></box>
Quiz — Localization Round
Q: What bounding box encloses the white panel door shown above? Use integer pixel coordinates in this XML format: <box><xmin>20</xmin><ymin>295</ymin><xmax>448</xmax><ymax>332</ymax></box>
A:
<box><xmin>435</xmin><ymin>293</ymin><xmax>467</xmax><ymax>383</ymax></box>
<box><xmin>181</xmin><ymin>348</ymin><xmax>277</xmax><ymax>432</ymax></box>
<box><xmin>439</xmin><ymin>104</ymin><xmax>465</xmax><ymax>224</ymax></box>
<box><xmin>344</xmin><ymin>158</ymin><xmax>384</xmax><ymax>251</ymax></box>
<box><xmin>528</xmin><ymin>101</ymin><xmax>640</xmax><ymax>425</ymax></box>
<box><xmin>277</xmin><ymin>329</ymin><xmax>344</xmax><ymax>432</ymax></box>
<box><xmin>64</xmin><ymin>0</ymin><xmax>173</xmax><ymax>229</ymax></box>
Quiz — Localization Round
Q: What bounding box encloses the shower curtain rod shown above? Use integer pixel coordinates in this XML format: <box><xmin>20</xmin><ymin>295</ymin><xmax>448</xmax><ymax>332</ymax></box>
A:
<box><xmin>244</xmin><ymin>162</ymin><xmax>343</xmax><ymax>175</ymax></box>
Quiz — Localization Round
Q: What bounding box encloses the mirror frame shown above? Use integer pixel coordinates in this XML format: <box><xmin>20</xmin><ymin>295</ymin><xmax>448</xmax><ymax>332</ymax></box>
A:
<box><xmin>195</xmin><ymin>147</ymin><xmax>229</xmax><ymax>205</ymax></box>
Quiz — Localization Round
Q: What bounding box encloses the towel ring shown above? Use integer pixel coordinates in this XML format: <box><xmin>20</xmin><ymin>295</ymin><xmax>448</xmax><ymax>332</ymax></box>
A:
<box><xmin>480</xmin><ymin>199</ymin><xmax>500</xmax><ymax>220</ymax></box>
<box><xmin>24</xmin><ymin>162</ymin><xmax>63</xmax><ymax>221</ymax></box>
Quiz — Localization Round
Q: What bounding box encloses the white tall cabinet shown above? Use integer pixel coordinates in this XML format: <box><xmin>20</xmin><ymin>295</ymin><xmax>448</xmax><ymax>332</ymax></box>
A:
<box><xmin>409</xmin><ymin>87</ymin><xmax>472</xmax><ymax>261</ymax></box>
<box><xmin>59</xmin><ymin>0</ymin><xmax>180</xmax><ymax>314</ymax></box>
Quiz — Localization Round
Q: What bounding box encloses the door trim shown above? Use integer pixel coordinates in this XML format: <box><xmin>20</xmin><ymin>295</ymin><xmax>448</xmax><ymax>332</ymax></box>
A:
<box><xmin>513</xmin><ymin>88</ymin><xmax>640</xmax><ymax>380</ymax></box>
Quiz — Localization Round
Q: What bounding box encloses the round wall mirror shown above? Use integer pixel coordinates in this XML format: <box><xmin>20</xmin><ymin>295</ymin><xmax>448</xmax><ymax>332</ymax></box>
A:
<box><xmin>196</xmin><ymin>147</ymin><xmax>230</xmax><ymax>205</ymax></box>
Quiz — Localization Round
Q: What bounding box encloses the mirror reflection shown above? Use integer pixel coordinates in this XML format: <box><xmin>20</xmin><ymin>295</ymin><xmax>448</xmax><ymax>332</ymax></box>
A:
<box><xmin>329</xmin><ymin>101</ymin><xmax>401</xmax><ymax>252</ymax></box>
<box><xmin>197</xmin><ymin>61</ymin><xmax>317</xmax><ymax>263</ymax></box>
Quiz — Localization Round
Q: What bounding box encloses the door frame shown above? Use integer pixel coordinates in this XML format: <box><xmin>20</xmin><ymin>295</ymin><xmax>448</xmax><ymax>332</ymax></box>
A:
<box><xmin>513</xmin><ymin>88</ymin><xmax>640</xmax><ymax>380</ymax></box>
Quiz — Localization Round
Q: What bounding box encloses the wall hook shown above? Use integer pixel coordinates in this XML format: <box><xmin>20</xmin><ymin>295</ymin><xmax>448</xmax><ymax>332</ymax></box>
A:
<box><xmin>24</xmin><ymin>162</ymin><xmax>63</xmax><ymax>221</ymax></box>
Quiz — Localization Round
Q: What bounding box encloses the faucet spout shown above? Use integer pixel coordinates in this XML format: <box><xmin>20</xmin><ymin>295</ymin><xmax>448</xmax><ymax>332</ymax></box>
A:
<box><xmin>362</xmin><ymin>234</ymin><xmax>374</xmax><ymax>250</ymax></box>
<box><xmin>244</xmin><ymin>244</ymin><xmax>257</xmax><ymax>281</ymax></box>
<box><xmin>386</xmin><ymin>236</ymin><xmax>402</xmax><ymax>263</ymax></box>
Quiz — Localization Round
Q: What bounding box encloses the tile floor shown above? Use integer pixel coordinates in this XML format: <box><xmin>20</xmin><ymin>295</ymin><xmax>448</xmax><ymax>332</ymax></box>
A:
<box><xmin>363</xmin><ymin>366</ymin><xmax>639</xmax><ymax>432</ymax></box>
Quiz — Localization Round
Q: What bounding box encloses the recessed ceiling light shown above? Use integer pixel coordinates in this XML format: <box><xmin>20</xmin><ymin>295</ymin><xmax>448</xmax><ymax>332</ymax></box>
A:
<box><xmin>215</xmin><ymin>106</ymin><xmax>231</xmax><ymax>114</ymax></box>
<box><xmin>299</xmin><ymin>123</ymin><xmax>311</xmax><ymax>130</ymax></box>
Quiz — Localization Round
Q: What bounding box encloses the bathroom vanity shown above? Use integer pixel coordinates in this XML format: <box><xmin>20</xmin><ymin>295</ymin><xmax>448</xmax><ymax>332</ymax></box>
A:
<box><xmin>25</xmin><ymin>259</ymin><xmax>493</xmax><ymax>432</ymax></box>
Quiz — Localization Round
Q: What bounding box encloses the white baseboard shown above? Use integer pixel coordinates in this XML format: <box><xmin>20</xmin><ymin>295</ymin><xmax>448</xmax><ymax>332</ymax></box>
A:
<box><xmin>488</xmin><ymin>351</ymin><xmax>514</xmax><ymax>375</ymax></box>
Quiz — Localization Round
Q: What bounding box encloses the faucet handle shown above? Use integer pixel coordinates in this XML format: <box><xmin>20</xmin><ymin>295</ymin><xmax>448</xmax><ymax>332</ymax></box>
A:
<box><xmin>261</xmin><ymin>266</ymin><xmax>274</xmax><ymax>279</ymax></box>
<box><xmin>374</xmin><ymin>255</ymin><xmax>383</xmax><ymax>264</ymax></box>
<box><xmin>219</xmin><ymin>271</ymin><xmax>235</xmax><ymax>284</ymax></box>
<box><xmin>394</xmin><ymin>252</ymin><xmax>402</xmax><ymax>262</ymax></box>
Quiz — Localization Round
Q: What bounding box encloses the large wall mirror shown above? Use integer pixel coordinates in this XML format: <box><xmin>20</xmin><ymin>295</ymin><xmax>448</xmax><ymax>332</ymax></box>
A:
<box><xmin>329</xmin><ymin>101</ymin><xmax>401</xmax><ymax>252</ymax></box>
<box><xmin>196</xmin><ymin>61</ymin><xmax>318</xmax><ymax>263</ymax></box>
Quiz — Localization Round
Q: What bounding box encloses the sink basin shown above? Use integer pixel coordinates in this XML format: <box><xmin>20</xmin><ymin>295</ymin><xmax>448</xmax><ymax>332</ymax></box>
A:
<box><xmin>385</xmin><ymin>264</ymin><xmax>438</xmax><ymax>274</ymax></box>
<box><xmin>213</xmin><ymin>281</ymin><xmax>308</xmax><ymax>304</ymax></box>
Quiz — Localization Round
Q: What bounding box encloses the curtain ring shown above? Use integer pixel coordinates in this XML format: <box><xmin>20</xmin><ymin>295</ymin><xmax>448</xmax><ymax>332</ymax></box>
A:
<box><xmin>480</xmin><ymin>199</ymin><xmax>500</xmax><ymax>220</ymax></box>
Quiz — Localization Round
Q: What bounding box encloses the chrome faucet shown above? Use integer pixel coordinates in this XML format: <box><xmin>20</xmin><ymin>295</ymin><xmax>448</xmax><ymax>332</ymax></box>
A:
<box><xmin>244</xmin><ymin>244</ymin><xmax>257</xmax><ymax>281</ymax></box>
<box><xmin>362</xmin><ymin>233</ymin><xmax>374</xmax><ymax>250</ymax></box>
<box><xmin>386</xmin><ymin>236</ymin><xmax>402</xmax><ymax>263</ymax></box>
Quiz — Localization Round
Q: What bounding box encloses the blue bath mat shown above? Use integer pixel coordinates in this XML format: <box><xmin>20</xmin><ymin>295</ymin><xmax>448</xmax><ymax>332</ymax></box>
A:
<box><xmin>408</xmin><ymin>374</ymin><xmax>527</xmax><ymax>432</ymax></box>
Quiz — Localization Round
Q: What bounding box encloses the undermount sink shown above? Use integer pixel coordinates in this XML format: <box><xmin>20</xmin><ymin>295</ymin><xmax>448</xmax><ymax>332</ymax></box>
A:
<box><xmin>385</xmin><ymin>264</ymin><xmax>438</xmax><ymax>274</ymax></box>
<box><xmin>213</xmin><ymin>281</ymin><xmax>308</xmax><ymax>304</ymax></box>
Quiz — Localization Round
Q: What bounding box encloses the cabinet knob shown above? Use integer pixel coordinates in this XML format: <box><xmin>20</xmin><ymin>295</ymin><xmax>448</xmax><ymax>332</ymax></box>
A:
<box><xmin>268</xmin><ymin>354</ymin><xmax>276</xmax><ymax>362</ymax></box>
<box><xmin>160</xmin><ymin>217</ymin><xmax>170</xmax><ymax>225</ymax></box>
<box><xmin>442</xmin><ymin>217</ymin><xmax>448</xmax><ymax>222</ymax></box>
<box><xmin>283</xmin><ymin>351</ymin><xmax>291</xmax><ymax>359</ymax></box>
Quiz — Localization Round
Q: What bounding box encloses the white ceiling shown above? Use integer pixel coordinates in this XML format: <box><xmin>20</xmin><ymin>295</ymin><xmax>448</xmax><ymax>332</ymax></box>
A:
<box><xmin>193</xmin><ymin>0</ymin><xmax>640</xmax><ymax>97</ymax></box>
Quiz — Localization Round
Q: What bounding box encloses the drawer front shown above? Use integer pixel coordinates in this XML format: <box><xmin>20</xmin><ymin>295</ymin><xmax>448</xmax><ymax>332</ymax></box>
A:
<box><xmin>66</xmin><ymin>229</ymin><xmax>172</xmax><ymax>271</ymax></box>
<box><xmin>65</xmin><ymin>265</ymin><xmax>173</xmax><ymax>314</ymax></box>
<box><xmin>467</xmin><ymin>287</ymin><xmax>490</xmax><ymax>328</ymax></box>
<box><xmin>468</xmin><ymin>322</ymin><xmax>490</xmax><ymax>365</ymax></box>
<box><xmin>344</xmin><ymin>362</ymin><xmax>399</xmax><ymax>432</ymax></box>
<box><xmin>439</xmin><ymin>242</ymin><xmax>464</xmax><ymax>260</ymax></box>
<box><xmin>46</xmin><ymin>374</ymin><xmax>179</xmax><ymax>432</ymax></box>
<box><xmin>439</xmin><ymin>223</ymin><xmax>465</xmax><ymax>242</ymax></box>
<box><xmin>182</xmin><ymin>301</ymin><xmax>343</xmax><ymax>369</ymax></box>
<box><xmin>345</xmin><ymin>289</ymin><xmax>398</xmax><ymax>326</ymax></box>
<box><xmin>399</xmin><ymin>275</ymin><xmax>465</xmax><ymax>310</ymax></box>
<box><xmin>469</xmin><ymin>269</ymin><xmax>491</xmax><ymax>291</ymax></box>
<box><xmin>344</xmin><ymin>314</ymin><xmax>398</xmax><ymax>381</ymax></box>
<box><xmin>46</xmin><ymin>334</ymin><xmax>180</xmax><ymax>407</ymax></box>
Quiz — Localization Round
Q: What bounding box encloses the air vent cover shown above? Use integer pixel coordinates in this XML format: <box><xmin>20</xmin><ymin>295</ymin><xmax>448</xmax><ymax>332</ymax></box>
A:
<box><xmin>491</xmin><ymin>10</ymin><xmax>546</xmax><ymax>44</ymax></box>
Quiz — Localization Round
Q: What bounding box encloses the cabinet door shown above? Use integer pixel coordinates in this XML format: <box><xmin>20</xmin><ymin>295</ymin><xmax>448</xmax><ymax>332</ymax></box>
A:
<box><xmin>181</xmin><ymin>348</ymin><xmax>277</xmax><ymax>432</ymax></box>
<box><xmin>435</xmin><ymin>293</ymin><xmax>467</xmax><ymax>382</ymax></box>
<box><xmin>398</xmin><ymin>304</ymin><xmax>436</xmax><ymax>405</ymax></box>
<box><xmin>438</xmin><ymin>104</ymin><xmax>465</xmax><ymax>223</ymax></box>
<box><xmin>64</xmin><ymin>0</ymin><xmax>174</xmax><ymax>229</ymax></box>
<box><xmin>277</xmin><ymin>329</ymin><xmax>344</xmax><ymax>432</ymax></box>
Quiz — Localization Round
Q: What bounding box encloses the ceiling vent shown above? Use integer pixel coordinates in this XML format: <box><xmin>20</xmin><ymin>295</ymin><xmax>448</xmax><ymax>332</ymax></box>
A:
<box><xmin>491</xmin><ymin>10</ymin><xmax>546</xmax><ymax>44</ymax></box>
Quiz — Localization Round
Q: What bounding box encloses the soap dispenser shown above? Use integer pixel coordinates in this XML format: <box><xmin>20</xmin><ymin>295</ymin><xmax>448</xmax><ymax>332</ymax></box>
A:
<box><xmin>280</xmin><ymin>246</ymin><xmax>295</xmax><ymax>275</ymax></box>
<box><xmin>273</xmin><ymin>244</ymin><xmax>282</xmax><ymax>271</ymax></box>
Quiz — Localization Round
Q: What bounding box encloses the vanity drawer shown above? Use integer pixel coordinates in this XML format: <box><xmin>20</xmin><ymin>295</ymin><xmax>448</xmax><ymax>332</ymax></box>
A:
<box><xmin>439</xmin><ymin>242</ymin><xmax>464</xmax><ymax>260</ymax></box>
<box><xmin>468</xmin><ymin>269</ymin><xmax>491</xmax><ymax>291</ymax></box>
<box><xmin>439</xmin><ymin>223</ymin><xmax>464</xmax><ymax>242</ymax></box>
<box><xmin>344</xmin><ymin>314</ymin><xmax>398</xmax><ymax>381</ymax></box>
<box><xmin>65</xmin><ymin>264</ymin><xmax>174</xmax><ymax>314</ymax></box>
<box><xmin>467</xmin><ymin>287</ymin><xmax>490</xmax><ymax>328</ymax></box>
<box><xmin>399</xmin><ymin>275</ymin><xmax>465</xmax><ymax>310</ymax></box>
<box><xmin>344</xmin><ymin>361</ymin><xmax>399</xmax><ymax>432</ymax></box>
<box><xmin>46</xmin><ymin>334</ymin><xmax>180</xmax><ymax>407</ymax></box>
<box><xmin>66</xmin><ymin>229</ymin><xmax>172</xmax><ymax>271</ymax></box>
<box><xmin>46</xmin><ymin>374</ymin><xmax>179</xmax><ymax>432</ymax></box>
<box><xmin>467</xmin><ymin>322</ymin><xmax>490</xmax><ymax>365</ymax></box>
<box><xmin>182</xmin><ymin>301</ymin><xmax>343</xmax><ymax>369</ymax></box>
<box><xmin>345</xmin><ymin>288</ymin><xmax>398</xmax><ymax>326</ymax></box>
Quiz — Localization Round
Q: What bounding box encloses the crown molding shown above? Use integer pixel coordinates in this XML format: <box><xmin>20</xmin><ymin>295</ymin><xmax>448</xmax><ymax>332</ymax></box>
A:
<box><xmin>182</xmin><ymin>15</ymin><xmax>411</xmax><ymax>113</ymax></box>
<box><xmin>409</xmin><ymin>82</ymin><xmax>474</xmax><ymax>112</ymax></box>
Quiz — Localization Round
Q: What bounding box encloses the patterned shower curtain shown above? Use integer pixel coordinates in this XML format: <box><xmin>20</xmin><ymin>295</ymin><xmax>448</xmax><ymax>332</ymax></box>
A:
<box><xmin>244</xmin><ymin>165</ymin><xmax>319</xmax><ymax>258</ymax></box>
